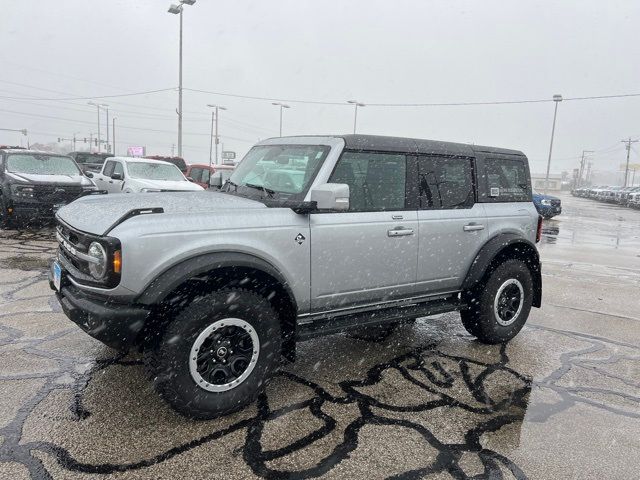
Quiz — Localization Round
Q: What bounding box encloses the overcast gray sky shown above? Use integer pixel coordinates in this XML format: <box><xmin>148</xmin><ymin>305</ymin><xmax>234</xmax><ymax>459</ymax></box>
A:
<box><xmin>1</xmin><ymin>0</ymin><xmax>639</xmax><ymax>175</ymax></box>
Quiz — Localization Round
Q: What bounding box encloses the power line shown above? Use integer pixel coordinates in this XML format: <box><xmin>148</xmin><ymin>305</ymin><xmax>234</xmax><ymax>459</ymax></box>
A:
<box><xmin>0</xmin><ymin>87</ymin><xmax>176</xmax><ymax>101</ymax></box>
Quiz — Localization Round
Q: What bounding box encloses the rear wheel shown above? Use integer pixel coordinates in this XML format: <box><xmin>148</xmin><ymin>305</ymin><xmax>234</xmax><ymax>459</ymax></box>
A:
<box><xmin>146</xmin><ymin>289</ymin><xmax>281</xmax><ymax>419</ymax></box>
<box><xmin>460</xmin><ymin>259</ymin><xmax>533</xmax><ymax>344</ymax></box>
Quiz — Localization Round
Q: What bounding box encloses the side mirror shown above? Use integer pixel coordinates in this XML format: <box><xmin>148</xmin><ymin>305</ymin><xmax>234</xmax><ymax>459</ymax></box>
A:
<box><xmin>111</xmin><ymin>172</ymin><xmax>123</xmax><ymax>181</ymax></box>
<box><xmin>85</xmin><ymin>172</ymin><xmax>94</xmax><ymax>178</ymax></box>
<box><xmin>310</xmin><ymin>183</ymin><xmax>350</xmax><ymax>211</ymax></box>
<box><xmin>209</xmin><ymin>171</ymin><xmax>223</xmax><ymax>188</ymax></box>
<box><xmin>186</xmin><ymin>176</ymin><xmax>195</xmax><ymax>183</ymax></box>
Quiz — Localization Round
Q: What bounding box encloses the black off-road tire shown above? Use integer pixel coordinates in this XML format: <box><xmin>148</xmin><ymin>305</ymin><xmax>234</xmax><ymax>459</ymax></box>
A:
<box><xmin>460</xmin><ymin>259</ymin><xmax>533</xmax><ymax>344</ymax></box>
<box><xmin>0</xmin><ymin>199</ymin><xmax>12</xmax><ymax>229</ymax></box>
<box><xmin>347</xmin><ymin>322</ymin><xmax>399</xmax><ymax>342</ymax></box>
<box><xmin>145</xmin><ymin>289</ymin><xmax>281</xmax><ymax>420</ymax></box>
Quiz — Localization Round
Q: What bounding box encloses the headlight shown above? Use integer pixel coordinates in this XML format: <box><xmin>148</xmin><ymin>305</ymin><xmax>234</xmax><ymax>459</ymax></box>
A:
<box><xmin>87</xmin><ymin>242</ymin><xmax>107</xmax><ymax>279</ymax></box>
<box><xmin>140</xmin><ymin>188</ymin><xmax>162</xmax><ymax>192</ymax></box>
<box><xmin>541</xmin><ymin>199</ymin><xmax>552</xmax><ymax>206</ymax></box>
<box><xmin>11</xmin><ymin>185</ymin><xmax>35</xmax><ymax>198</ymax></box>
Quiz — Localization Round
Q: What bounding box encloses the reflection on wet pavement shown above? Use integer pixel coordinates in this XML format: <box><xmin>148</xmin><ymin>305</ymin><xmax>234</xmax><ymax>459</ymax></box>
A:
<box><xmin>1</xmin><ymin>197</ymin><xmax>640</xmax><ymax>479</ymax></box>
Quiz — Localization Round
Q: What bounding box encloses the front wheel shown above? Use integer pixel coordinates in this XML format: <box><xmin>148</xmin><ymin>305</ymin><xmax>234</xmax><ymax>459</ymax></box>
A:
<box><xmin>146</xmin><ymin>289</ymin><xmax>281</xmax><ymax>419</ymax></box>
<box><xmin>460</xmin><ymin>259</ymin><xmax>533</xmax><ymax>344</ymax></box>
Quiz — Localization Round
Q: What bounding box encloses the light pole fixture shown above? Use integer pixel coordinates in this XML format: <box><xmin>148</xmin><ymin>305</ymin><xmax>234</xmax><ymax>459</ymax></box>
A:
<box><xmin>543</xmin><ymin>94</ymin><xmax>563</xmax><ymax>194</ymax></box>
<box><xmin>87</xmin><ymin>102</ymin><xmax>108</xmax><ymax>152</ymax></box>
<box><xmin>347</xmin><ymin>100</ymin><xmax>365</xmax><ymax>134</ymax></box>
<box><xmin>168</xmin><ymin>0</ymin><xmax>196</xmax><ymax>158</ymax></box>
<box><xmin>207</xmin><ymin>104</ymin><xmax>227</xmax><ymax>166</ymax></box>
<box><xmin>271</xmin><ymin>102</ymin><xmax>291</xmax><ymax>137</ymax></box>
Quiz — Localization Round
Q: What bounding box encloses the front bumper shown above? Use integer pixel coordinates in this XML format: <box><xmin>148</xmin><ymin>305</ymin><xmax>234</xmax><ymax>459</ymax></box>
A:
<box><xmin>49</xmin><ymin>263</ymin><xmax>148</xmax><ymax>351</ymax></box>
<box><xmin>536</xmin><ymin>204</ymin><xmax>562</xmax><ymax>217</ymax></box>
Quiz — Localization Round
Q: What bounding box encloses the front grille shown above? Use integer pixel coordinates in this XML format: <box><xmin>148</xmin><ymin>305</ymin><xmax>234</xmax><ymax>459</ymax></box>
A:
<box><xmin>56</xmin><ymin>221</ymin><xmax>93</xmax><ymax>277</ymax></box>
<box><xmin>550</xmin><ymin>199</ymin><xmax>561</xmax><ymax>207</ymax></box>
<box><xmin>35</xmin><ymin>185</ymin><xmax>83</xmax><ymax>203</ymax></box>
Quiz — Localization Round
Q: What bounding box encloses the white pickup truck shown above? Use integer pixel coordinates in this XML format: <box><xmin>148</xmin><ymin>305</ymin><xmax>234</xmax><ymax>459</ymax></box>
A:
<box><xmin>89</xmin><ymin>157</ymin><xmax>203</xmax><ymax>193</ymax></box>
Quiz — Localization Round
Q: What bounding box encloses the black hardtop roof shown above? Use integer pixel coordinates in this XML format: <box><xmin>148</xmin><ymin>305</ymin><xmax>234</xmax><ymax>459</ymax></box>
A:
<box><xmin>339</xmin><ymin>134</ymin><xmax>524</xmax><ymax>157</ymax></box>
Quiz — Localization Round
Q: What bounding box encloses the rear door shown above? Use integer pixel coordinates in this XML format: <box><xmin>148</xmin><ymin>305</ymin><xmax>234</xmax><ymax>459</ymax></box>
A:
<box><xmin>310</xmin><ymin>151</ymin><xmax>418</xmax><ymax>311</ymax></box>
<box><xmin>415</xmin><ymin>155</ymin><xmax>487</xmax><ymax>292</ymax></box>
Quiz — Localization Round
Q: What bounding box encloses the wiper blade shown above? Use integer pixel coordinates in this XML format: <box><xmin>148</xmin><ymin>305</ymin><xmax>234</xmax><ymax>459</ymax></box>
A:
<box><xmin>244</xmin><ymin>182</ymin><xmax>275</xmax><ymax>198</ymax></box>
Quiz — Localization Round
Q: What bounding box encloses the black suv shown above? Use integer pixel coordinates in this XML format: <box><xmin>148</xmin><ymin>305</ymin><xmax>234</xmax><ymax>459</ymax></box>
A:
<box><xmin>68</xmin><ymin>152</ymin><xmax>112</xmax><ymax>174</ymax></box>
<box><xmin>0</xmin><ymin>147</ymin><xmax>97</xmax><ymax>227</ymax></box>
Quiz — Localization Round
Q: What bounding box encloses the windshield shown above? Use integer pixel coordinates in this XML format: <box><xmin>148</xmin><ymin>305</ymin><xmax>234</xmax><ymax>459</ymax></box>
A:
<box><xmin>227</xmin><ymin>145</ymin><xmax>330</xmax><ymax>198</ymax></box>
<box><xmin>6</xmin><ymin>154</ymin><xmax>81</xmax><ymax>175</ymax></box>
<box><xmin>126</xmin><ymin>162</ymin><xmax>186</xmax><ymax>181</ymax></box>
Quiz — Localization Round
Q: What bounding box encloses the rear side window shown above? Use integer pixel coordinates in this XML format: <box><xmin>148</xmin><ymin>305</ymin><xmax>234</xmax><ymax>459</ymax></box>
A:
<box><xmin>483</xmin><ymin>157</ymin><xmax>531</xmax><ymax>202</ymax></box>
<box><xmin>103</xmin><ymin>160</ymin><xmax>115</xmax><ymax>176</ymax></box>
<box><xmin>418</xmin><ymin>156</ymin><xmax>474</xmax><ymax>209</ymax></box>
<box><xmin>200</xmin><ymin>168</ymin><xmax>211</xmax><ymax>183</ymax></box>
<box><xmin>113</xmin><ymin>162</ymin><xmax>124</xmax><ymax>177</ymax></box>
<box><xmin>329</xmin><ymin>151</ymin><xmax>407</xmax><ymax>212</ymax></box>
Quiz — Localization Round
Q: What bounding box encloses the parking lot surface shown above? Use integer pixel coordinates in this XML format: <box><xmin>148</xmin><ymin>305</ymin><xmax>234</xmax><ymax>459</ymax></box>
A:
<box><xmin>1</xmin><ymin>193</ymin><xmax>639</xmax><ymax>479</ymax></box>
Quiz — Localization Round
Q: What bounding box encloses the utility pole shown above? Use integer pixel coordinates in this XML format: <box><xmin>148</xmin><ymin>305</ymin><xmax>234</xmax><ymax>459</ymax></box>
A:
<box><xmin>105</xmin><ymin>106</ymin><xmax>110</xmax><ymax>153</ymax></box>
<box><xmin>112</xmin><ymin>118</ymin><xmax>116</xmax><ymax>156</ymax></box>
<box><xmin>207</xmin><ymin>104</ymin><xmax>227</xmax><ymax>165</ymax></box>
<box><xmin>89</xmin><ymin>133</ymin><xmax>93</xmax><ymax>152</ymax></box>
<box><xmin>621</xmin><ymin>138</ymin><xmax>639</xmax><ymax>187</ymax></box>
<box><xmin>578</xmin><ymin>150</ymin><xmax>594</xmax><ymax>187</ymax></box>
<box><xmin>586</xmin><ymin>162</ymin><xmax>592</xmax><ymax>184</ymax></box>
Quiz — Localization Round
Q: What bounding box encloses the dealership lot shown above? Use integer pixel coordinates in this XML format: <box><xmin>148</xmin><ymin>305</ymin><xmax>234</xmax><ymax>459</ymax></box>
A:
<box><xmin>1</xmin><ymin>193</ymin><xmax>639</xmax><ymax>479</ymax></box>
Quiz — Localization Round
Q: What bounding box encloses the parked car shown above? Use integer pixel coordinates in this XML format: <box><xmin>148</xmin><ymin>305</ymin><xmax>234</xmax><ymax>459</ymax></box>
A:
<box><xmin>68</xmin><ymin>152</ymin><xmax>112</xmax><ymax>174</ymax></box>
<box><xmin>50</xmin><ymin>134</ymin><xmax>542</xmax><ymax>419</ymax></box>
<box><xmin>617</xmin><ymin>186</ymin><xmax>640</xmax><ymax>206</ymax></box>
<box><xmin>532</xmin><ymin>190</ymin><xmax>562</xmax><ymax>219</ymax></box>
<box><xmin>629</xmin><ymin>190</ymin><xmax>640</xmax><ymax>208</ymax></box>
<box><xmin>185</xmin><ymin>163</ymin><xmax>235</xmax><ymax>189</ymax></box>
<box><xmin>90</xmin><ymin>157</ymin><xmax>204</xmax><ymax>193</ymax></box>
<box><xmin>143</xmin><ymin>155</ymin><xmax>188</xmax><ymax>174</ymax></box>
<box><xmin>0</xmin><ymin>147</ymin><xmax>97</xmax><ymax>227</ymax></box>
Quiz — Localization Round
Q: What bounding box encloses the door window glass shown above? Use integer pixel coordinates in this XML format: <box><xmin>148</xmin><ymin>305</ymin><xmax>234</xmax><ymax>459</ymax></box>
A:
<box><xmin>418</xmin><ymin>157</ymin><xmax>474</xmax><ymax>209</ymax></box>
<box><xmin>484</xmin><ymin>158</ymin><xmax>530</xmax><ymax>201</ymax></box>
<box><xmin>190</xmin><ymin>168</ymin><xmax>203</xmax><ymax>182</ymax></box>
<box><xmin>329</xmin><ymin>151</ymin><xmax>406</xmax><ymax>211</ymax></box>
<box><xmin>113</xmin><ymin>162</ymin><xmax>124</xmax><ymax>177</ymax></box>
<box><xmin>200</xmin><ymin>168</ymin><xmax>210</xmax><ymax>183</ymax></box>
<box><xmin>103</xmin><ymin>160</ymin><xmax>115</xmax><ymax>176</ymax></box>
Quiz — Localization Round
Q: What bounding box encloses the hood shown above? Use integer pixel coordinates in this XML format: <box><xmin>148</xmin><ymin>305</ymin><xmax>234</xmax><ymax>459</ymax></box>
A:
<box><xmin>533</xmin><ymin>192</ymin><xmax>559</xmax><ymax>201</ymax></box>
<box><xmin>132</xmin><ymin>178</ymin><xmax>203</xmax><ymax>192</ymax></box>
<box><xmin>56</xmin><ymin>191</ymin><xmax>265</xmax><ymax>235</ymax></box>
<box><xmin>7</xmin><ymin>171</ymin><xmax>92</xmax><ymax>186</ymax></box>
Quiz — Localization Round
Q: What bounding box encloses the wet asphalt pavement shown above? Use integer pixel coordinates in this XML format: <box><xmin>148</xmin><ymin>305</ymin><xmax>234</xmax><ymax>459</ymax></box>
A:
<box><xmin>0</xmin><ymin>194</ymin><xmax>639</xmax><ymax>479</ymax></box>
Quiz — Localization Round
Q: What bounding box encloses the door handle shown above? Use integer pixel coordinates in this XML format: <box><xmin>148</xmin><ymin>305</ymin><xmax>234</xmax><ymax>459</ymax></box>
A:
<box><xmin>108</xmin><ymin>180</ymin><xmax>113</xmax><ymax>184</ymax></box>
<box><xmin>463</xmin><ymin>223</ymin><xmax>485</xmax><ymax>232</ymax></box>
<box><xmin>388</xmin><ymin>227</ymin><xmax>414</xmax><ymax>237</ymax></box>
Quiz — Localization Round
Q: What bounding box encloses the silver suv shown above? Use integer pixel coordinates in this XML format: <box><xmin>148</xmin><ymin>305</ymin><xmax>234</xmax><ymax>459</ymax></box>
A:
<box><xmin>50</xmin><ymin>135</ymin><xmax>542</xmax><ymax>419</ymax></box>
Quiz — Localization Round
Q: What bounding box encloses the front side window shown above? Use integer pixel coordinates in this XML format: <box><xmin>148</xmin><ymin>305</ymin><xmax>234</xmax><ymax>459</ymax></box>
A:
<box><xmin>103</xmin><ymin>161</ymin><xmax>115</xmax><ymax>177</ymax></box>
<box><xmin>484</xmin><ymin>157</ymin><xmax>531</xmax><ymax>202</ymax></box>
<box><xmin>228</xmin><ymin>144</ymin><xmax>330</xmax><ymax>199</ymax></box>
<box><xmin>200</xmin><ymin>168</ymin><xmax>211</xmax><ymax>183</ymax></box>
<box><xmin>329</xmin><ymin>151</ymin><xmax>407</xmax><ymax>212</ymax></box>
<box><xmin>6</xmin><ymin>154</ymin><xmax>81</xmax><ymax>176</ymax></box>
<box><xmin>190</xmin><ymin>168</ymin><xmax>203</xmax><ymax>182</ymax></box>
<box><xmin>113</xmin><ymin>162</ymin><xmax>124</xmax><ymax>177</ymax></box>
<box><xmin>418</xmin><ymin>156</ymin><xmax>474</xmax><ymax>209</ymax></box>
<box><xmin>126</xmin><ymin>162</ymin><xmax>186</xmax><ymax>181</ymax></box>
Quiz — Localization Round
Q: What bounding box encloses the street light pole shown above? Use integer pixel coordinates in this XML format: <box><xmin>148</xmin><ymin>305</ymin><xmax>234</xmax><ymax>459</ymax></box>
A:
<box><xmin>112</xmin><ymin>118</ymin><xmax>116</xmax><ymax>156</ymax></box>
<box><xmin>168</xmin><ymin>1</ymin><xmax>196</xmax><ymax>157</ymax></box>
<box><xmin>347</xmin><ymin>100</ymin><xmax>365</xmax><ymax>134</ymax></box>
<box><xmin>578</xmin><ymin>150</ymin><xmax>594</xmax><ymax>187</ymax></box>
<box><xmin>621</xmin><ymin>138</ymin><xmax>639</xmax><ymax>187</ymax></box>
<box><xmin>208</xmin><ymin>110</ymin><xmax>214</xmax><ymax>166</ymax></box>
<box><xmin>271</xmin><ymin>102</ymin><xmax>291</xmax><ymax>137</ymax></box>
<box><xmin>207</xmin><ymin>104</ymin><xmax>227</xmax><ymax>165</ymax></box>
<box><xmin>543</xmin><ymin>94</ymin><xmax>563</xmax><ymax>194</ymax></box>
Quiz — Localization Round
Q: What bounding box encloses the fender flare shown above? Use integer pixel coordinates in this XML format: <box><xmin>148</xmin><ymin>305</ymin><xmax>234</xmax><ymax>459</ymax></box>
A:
<box><xmin>461</xmin><ymin>233</ymin><xmax>542</xmax><ymax>308</ymax></box>
<box><xmin>135</xmin><ymin>251</ymin><xmax>297</xmax><ymax>311</ymax></box>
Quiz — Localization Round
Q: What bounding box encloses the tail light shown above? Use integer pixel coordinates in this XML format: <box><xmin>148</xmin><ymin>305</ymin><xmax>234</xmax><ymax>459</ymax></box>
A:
<box><xmin>536</xmin><ymin>215</ymin><xmax>543</xmax><ymax>243</ymax></box>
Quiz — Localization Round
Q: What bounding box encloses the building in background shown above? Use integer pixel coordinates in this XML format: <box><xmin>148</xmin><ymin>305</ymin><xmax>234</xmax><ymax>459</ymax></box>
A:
<box><xmin>531</xmin><ymin>173</ymin><xmax>562</xmax><ymax>191</ymax></box>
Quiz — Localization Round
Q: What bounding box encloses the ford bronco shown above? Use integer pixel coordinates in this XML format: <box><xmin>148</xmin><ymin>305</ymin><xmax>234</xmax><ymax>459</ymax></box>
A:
<box><xmin>50</xmin><ymin>135</ymin><xmax>542</xmax><ymax>419</ymax></box>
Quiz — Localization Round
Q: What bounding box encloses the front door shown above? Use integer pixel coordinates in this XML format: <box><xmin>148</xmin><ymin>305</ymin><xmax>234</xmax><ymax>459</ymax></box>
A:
<box><xmin>415</xmin><ymin>155</ymin><xmax>488</xmax><ymax>293</ymax></box>
<box><xmin>310</xmin><ymin>151</ymin><xmax>418</xmax><ymax>311</ymax></box>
